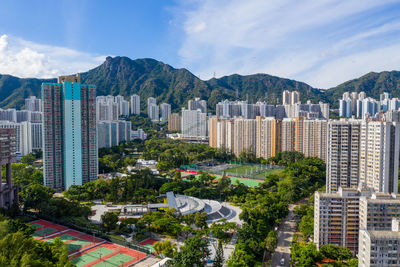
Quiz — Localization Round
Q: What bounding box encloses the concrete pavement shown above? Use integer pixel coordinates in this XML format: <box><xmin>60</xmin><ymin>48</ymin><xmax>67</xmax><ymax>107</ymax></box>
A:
<box><xmin>270</xmin><ymin>204</ymin><xmax>298</xmax><ymax>267</ymax></box>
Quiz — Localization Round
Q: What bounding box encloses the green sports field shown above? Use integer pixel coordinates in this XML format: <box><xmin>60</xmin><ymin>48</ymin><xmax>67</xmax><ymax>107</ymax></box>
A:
<box><xmin>223</xmin><ymin>165</ymin><xmax>283</xmax><ymax>179</ymax></box>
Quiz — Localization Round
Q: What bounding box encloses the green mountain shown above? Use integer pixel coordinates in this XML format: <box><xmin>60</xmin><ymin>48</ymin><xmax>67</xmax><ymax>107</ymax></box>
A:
<box><xmin>0</xmin><ymin>75</ymin><xmax>55</xmax><ymax>109</ymax></box>
<box><xmin>0</xmin><ymin>56</ymin><xmax>399</xmax><ymax>111</ymax></box>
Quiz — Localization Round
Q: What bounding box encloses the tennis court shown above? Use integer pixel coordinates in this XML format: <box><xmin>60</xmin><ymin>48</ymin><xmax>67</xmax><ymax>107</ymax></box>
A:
<box><xmin>93</xmin><ymin>254</ymin><xmax>133</xmax><ymax>267</ymax></box>
<box><xmin>30</xmin><ymin>220</ymin><xmax>69</xmax><ymax>239</ymax></box>
<box><xmin>43</xmin><ymin>229</ymin><xmax>104</xmax><ymax>254</ymax></box>
<box><xmin>67</xmin><ymin>239</ymin><xmax>93</xmax><ymax>252</ymax></box>
<box><xmin>30</xmin><ymin>219</ymin><xmax>150</xmax><ymax>266</ymax></box>
<box><xmin>70</xmin><ymin>242</ymin><xmax>147</xmax><ymax>267</ymax></box>
<box><xmin>30</xmin><ymin>223</ymin><xmax>43</xmax><ymax>229</ymax></box>
<box><xmin>70</xmin><ymin>247</ymin><xmax>115</xmax><ymax>267</ymax></box>
<box><xmin>32</xmin><ymin>227</ymin><xmax>58</xmax><ymax>237</ymax></box>
<box><xmin>139</xmin><ymin>239</ymin><xmax>157</xmax><ymax>253</ymax></box>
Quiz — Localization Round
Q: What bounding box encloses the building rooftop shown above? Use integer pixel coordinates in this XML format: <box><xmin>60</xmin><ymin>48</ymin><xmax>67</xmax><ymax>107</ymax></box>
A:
<box><xmin>364</xmin><ymin>193</ymin><xmax>400</xmax><ymax>203</ymax></box>
<box><xmin>368</xmin><ymin>230</ymin><xmax>400</xmax><ymax>239</ymax></box>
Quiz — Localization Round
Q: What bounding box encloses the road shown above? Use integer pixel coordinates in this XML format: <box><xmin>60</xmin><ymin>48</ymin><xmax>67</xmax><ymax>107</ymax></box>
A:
<box><xmin>270</xmin><ymin>204</ymin><xmax>298</xmax><ymax>267</ymax></box>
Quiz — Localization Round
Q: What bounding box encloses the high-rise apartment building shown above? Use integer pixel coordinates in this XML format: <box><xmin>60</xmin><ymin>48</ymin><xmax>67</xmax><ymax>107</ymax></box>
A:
<box><xmin>359</xmin><ymin>193</ymin><xmax>400</xmax><ymax>231</ymax></box>
<box><xmin>114</xmin><ymin>95</ymin><xmax>129</xmax><ymax>117</ymax></box>
<box><xmin>233</xmin><ymin>117</ymin><xmax>256</xmax><ymax>157</ymax></box>
<box><xmin>241</xmin><ymin>102</ymin><xmax>257</xmax><ymax>119</ymax></box>
<box><xmin>256</xmin><ymin>116</ymin><xmax>281</xmax><ymax>160</ymax></box>
<box><xmin>302</xmin><ymin>119</ymin><xmax>327</xmax><ymax>161</ymax></box>
<box><xmin>181</xmin><ymin>109</ymin><xmax>207</xmax><ymax>139</ymax></box>
<box><xmin>217</xmin><ymin>118</ymin><xmax>234</xmax><ymax>152</ymax></box>
<box><xmin>21</xmin><ymin>122</ymin><xmax>42</xmax><ymax>154</ymax></box>
<box><xmin>282</xmin><ymin>90</ymin><xmax>300</xmax><ymax>105</ymax></box>
<box><xmin>130</xmin><ymin>94</ymin><xmax>140</xmax><ymax>115</ymax></box>
<box><xmin>188</xmin><ymin>97</ymin><xmax>207</xmax><ymax>113</ymax></box>
<box><xmin>0</xmin><ymin>108</ymin><xmax>17</xmax><ymax>122</ymax></box>
<box><xmin>339</xmin><ymin>99</ymin><xmax>352</xmax><ymax>117</ymax></box>
<box><xmin>0</xmin><ymin>121</ymin><xmax>25</xmax><ymax>155</ymax></box>
<box><xmin>0</xmin><ymin>121</ymin><xmax>43</xmax><ymax>155</ymax></box>
<box><xmin>160</xmin><ymin>103</ymin><xmax>171</xmax><ymax>122</ymax></box>
<box><xmin>256</xmin><ymin>102</ymin><xmax>276</xmax><ymax>117</ymax></box>
<box><xmin>25</xmin><ymin>96</ymin><xmax>42</xmax><ymax>112</ymax></box>
<box><xmin>314</xmin><ymin>187</ymin><xmax>372</xmax><ymax>253</ymax></box>
<box><xmin>0</xmin><ymin>128</ymin><xmax>18</xmax><ymax>208</ymax></box>
<box><xmin>326</xmin><ymin>120</ymin><xmax>362</xmax><ymax>193</ymax></box>
<box><xmin>358</xmin><ymin>218</ymin><xmax>400</xmax><ymax>267</ymax></box>
<box><xmin>358</xmin><ymin>98</ymin><xmax>379</xmax><ymax>119</ymax></box>
<box><xmin>208</xmin><ymin>116</ymin><xmax>218</xmax><ymax>148</ymax></box>
<box><xmin>96</xmin><ymin>96</ymin><xmax>119</xmax><ymax>121</ymax></box>
<box><xmin>359</xmin><ymin>121</ymin><xmax>400</xmax><ymax>194</ymax></box>
<box><xmin>16</xmin><ymin>110</ymin><xmax>42</xmax><ymax>123</ymax></box>
<box><xmin>147</xmin><ymin>97</ymin><xmax>158</xmax><ymax>121</ymax></box>
<box><xmin>168</xmin><ymin>113</ymin><xmax>181</xmax><ymax>132</ymax></box>
<box><xmin>148</xmin><ymin>104</ymin><xmax>159</xmax><ymax>122</ymax></box>
<box><xmin>147</xmin><ymin>97</ymin><xmax>156</xmax><ymax>113</ymax></box>
<box><xmin>294</xmin><ymin>117</ymin><xmax>305</xmax><ymax>154</ymax></box>
<box><xmin>120</xmin><ymin>99</ymin><xmax>130</xmax><ymax>117</ymax></box>
<box><xmin>380</xmin><ymin>92</ymin><xmax>392</xmax><ymax>102</ymax></box>
<box><xmin>97</xmin><ymin>120</ymin><xmax>131</xmax><ymax>149</ymax></box>
<box><xmin>209</xmin><ymin>117</ymin><xmax>234</xmax><ymax>152</ymax></box>
<box><xmin>215</xmin><ymin>100</ymin><xmax>245</xmax><ymax>119</ymax></box>
<box><xmin>42</xmin><ymin>74</ymin><xmax>97</xmax><ymax>191</ymax></box>
<box><xmin>281</xmin><ymin>118</ymin><xmax>295</xmax><ymax>152</ymax></box>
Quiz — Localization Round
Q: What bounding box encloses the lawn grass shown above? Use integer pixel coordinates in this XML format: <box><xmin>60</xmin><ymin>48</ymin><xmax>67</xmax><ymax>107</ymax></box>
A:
<box><xmin>224</xmin><ymin>165</ymin><xmax>283</xmax><ymax>179</ymax></box>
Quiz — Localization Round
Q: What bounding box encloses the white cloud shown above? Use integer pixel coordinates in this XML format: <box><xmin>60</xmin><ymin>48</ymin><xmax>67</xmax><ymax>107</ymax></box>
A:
<box><xmin>0</xmin><ymin>34</ymin><xmax>105</xmax><ymax>78</ymax></box>
<box><xmin>175</xmin><ymin>0</ymin><xmax>400</xmax><ymax>88</ymax></box>
<box><xmin>304</xmin><ymin>44</ymin><xmax>400</xmax><ymax>88</ymax></box>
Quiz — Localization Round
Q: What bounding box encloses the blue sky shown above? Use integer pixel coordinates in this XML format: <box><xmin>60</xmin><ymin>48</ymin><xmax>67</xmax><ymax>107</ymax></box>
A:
<box><xmin>0</xmin><ymin>0</ymin><xmax>400</xmax><ymax>88</ymax></box>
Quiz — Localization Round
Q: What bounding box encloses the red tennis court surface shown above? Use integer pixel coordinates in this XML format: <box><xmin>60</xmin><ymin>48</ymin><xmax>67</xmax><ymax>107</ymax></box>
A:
<box><xmin>139</xmin><ymin>239</ymin><xmax>157</xmax><ymax>246</ymax></box>
<box><xmin>29</xmin><ymin>220</ymin><xmax>149</xmax><ymax>267</ymax></box>
<box><xmin>139</xmin><ymin>239</ymin><xmax>157</xmax><ymax>253</ymax></box>
<box><xmin>30</xmin><ymin>219</ymin><xmax>69</xmax><ymax>239</ymax></box>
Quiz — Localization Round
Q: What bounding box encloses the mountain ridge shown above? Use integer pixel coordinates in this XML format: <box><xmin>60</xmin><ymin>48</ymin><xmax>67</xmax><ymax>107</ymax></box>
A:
<box><xmin>0</xmin><ymin>56</ymin><xmax>399</xmax><ymax>111</ymax></box>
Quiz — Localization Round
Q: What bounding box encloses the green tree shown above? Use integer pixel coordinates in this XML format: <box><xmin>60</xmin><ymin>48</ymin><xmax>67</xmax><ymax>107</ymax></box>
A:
<box><xmin>0</xmin><ymin>231</ymin><xmax>72</xmax><ymax>266</ymax></box>
<box><xmin>291</xmin><ymin>242</ymin><xmax>323</xmax><ymax>267</ymax></box>
<box><xmin>320</xmin><ymin>244</ymin><xmax>352</xmax><ymax>261</ymax></box>
<box><xmin>153</xmin><ymin>240</ymin><xmax>177</xmax><ymax>258</ymax></box>
<box><xmin>20</xmin><ymin>153</ymin><xmax>36</xmax><ymax>165</ymax></box>
<box><xmin>213</xmin><ymin>241</ymin><xmax>224</xmax><ymax>267</ymax></box>
<box><xmin>265</xmin><ymin>230</ymin><xmax>278</xmax><ymax>252</ymax></box>
<box><xmin>172</xmin><ymin>235</ymin><xmax>210</xmax><ymax>267</ymax></box>
<box><xmin>101</xmin><ymin>212</ymin><xmax>119</xmax><ymax>232</ymax></box>
<box><xmin>20</xmin><ymin>184</ymin><xmax>54</xmax><ymax>212</ymax></box>
<box><xmin>194</xmin><ymin>212</ymin><xmax>208</xmax><ymax>230</ymax></box>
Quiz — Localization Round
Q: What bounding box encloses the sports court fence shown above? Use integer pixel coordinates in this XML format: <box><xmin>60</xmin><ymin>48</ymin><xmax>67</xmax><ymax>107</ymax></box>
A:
<box><xmin>26</xmin><ymin>212</ymin><xmax>152</xmax><ymax>255</ymax></box>
<box><xmin>180</xmin><ymin>160</ymin><xmax>283</xmax><ymax>180</ymax></box>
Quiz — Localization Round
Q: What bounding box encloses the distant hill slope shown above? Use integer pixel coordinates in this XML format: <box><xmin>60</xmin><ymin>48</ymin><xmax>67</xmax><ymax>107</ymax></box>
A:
<box><xmin>324</xmin><ymin>71</ymin><xmax>400</xmax><ymax>107</ymax></box>
<box><xmin>0</xmin><ymin>56</ymin><xmax>399</xmax><ymax>111</ymax></box>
